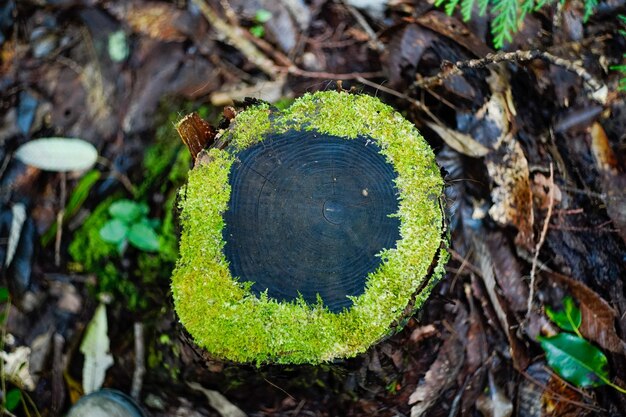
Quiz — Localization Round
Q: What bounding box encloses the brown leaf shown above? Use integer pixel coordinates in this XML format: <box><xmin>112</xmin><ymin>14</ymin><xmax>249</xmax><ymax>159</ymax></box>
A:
<box><xmin>380</xmin><ymin>23</ymin><xmax>436</xmax><ymax>89</ymax></box>
<box><xmin>484</xmin><ymin>231</ymin><xmax>529</xmax><ymax>312</ymax></box>
<box><xmin>414</xmin><ymin>11</ymin><xmax>492</xmax><ymax>57</ymax></box>
<box><xmin>486</xmin><ymin>136</ymin><xmax>534</xmax><ymax>249</ymax></box>
<box><xmin>589</xmin><ymin>122</ymin><xmax>626</xmax><ymax>244</ymax></box>
<box><xmin>518</xmin><ymin>362</ymin><xmax>593</xmax><ymax>417</ymax></box>
<box><xmin>409</xmin><ymin>324</ymin><xmax>438</xmax><ymax>344</ymax></box>
<box><xmin>531</xmin><ymin>173</ymin><xmax>563</xmax><ymax>211</ymax></box>
<box><xmin>408</xmin><ymin>303</ymin><xmax>466</xmax><ymax>416</ymax></box>
<box><xmin>107</xmin><ymin>2</ymin><xmax>188</xmax><ymax>42</ymax></box>
<box><xmin>472</xmin><ymin>232</ymin><xmax>530</xmax><ymax>370</ymax></box>
<box><xmin>547</xmin><ymin>271</ymin><xmax>626</xmax><ymax>354</ymax></box>
<box><xmin>424</xmin><ymin>120</ymin><xmax>490</xmax><ymax>157</ymax></box>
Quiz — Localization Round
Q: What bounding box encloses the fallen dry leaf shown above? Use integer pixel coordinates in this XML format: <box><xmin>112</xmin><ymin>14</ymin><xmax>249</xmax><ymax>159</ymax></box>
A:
<box><xmin>547</xmin><ymin>271</ymin><xmax>626</xmax><ymax>354</ymax></box>
<box><xmin>486</xmin><ymin>136</ymin><xmax>534</xmax><ymax>249</ymax></box>
<box><xmin>409</xmin><ymin>303</ymin><xmax>466</xmax><ymax>417</ymax></box>
<box><xmin>589</xmin><ymin>122</ymin><xmax>626</xmax><ymax>244</ymax></box>
<box><xmin>106</xmin><ymin>2</ymin><xmax>188</xmax><ymax>42</ymax></box>
<box><xmin>472</xmin><ymin>231</ymin><xmax>530</xmax><ymax>370</ymax></box>
<box><xmin>0</xmin><ymin>345</ymin><xmax>36</xmax><ymax>391</ymax></box>
<box><xmin>424</xmin><ymin>120</ymin><xmax>491</xmax><ymax>157</ymax></box>
<box><xmin>532</xmin><ymin>173</ymin><xmax>563</xmax><ymax>210</ymax></box>
<box><xmin>410</xmin><ymin>324</ymin><xmax>438</xmax><ymax>343</ymax></box>
<box><xmin>187</xmin><ymin>381</ymin><xmax>247</xmax><ymax>417</ymax></box>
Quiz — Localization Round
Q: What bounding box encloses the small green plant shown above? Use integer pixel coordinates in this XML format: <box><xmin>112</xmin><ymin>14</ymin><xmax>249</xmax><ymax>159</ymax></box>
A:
<box><xmin>539</xmin><ymin>296</ymin><xmax>626</xmax><ymax>393</ymax></box>
<box><xmin>435</xmin><ymin>0</ymin><xmax>599</xmax><ymax>48</ymax></box>
<box><xmin>249</xmin><ymin>9</ymin><xmax>272</xmax><ymax>38</ymax></box>
<box><xmin>99</xmin><ymin>199</ymin><xmax>160</xmax><ymax>253</ymax></box>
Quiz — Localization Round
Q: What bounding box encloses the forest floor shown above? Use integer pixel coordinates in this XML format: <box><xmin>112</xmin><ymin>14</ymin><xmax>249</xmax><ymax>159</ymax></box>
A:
<box><xmin>1</xmin><ymin>0</ymin><xmax>626</xmax><ymax>416</ymax></box>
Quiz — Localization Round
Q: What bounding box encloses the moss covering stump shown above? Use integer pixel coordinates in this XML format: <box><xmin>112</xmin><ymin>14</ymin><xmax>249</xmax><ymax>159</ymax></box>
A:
<box><xmin>172</xmin><ymin>91</ymin><xmax>447</xmax><ymax>364</ymax></box>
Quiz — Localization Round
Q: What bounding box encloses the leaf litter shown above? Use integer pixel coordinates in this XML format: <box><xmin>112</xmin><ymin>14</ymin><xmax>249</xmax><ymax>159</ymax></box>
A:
<box><xmin>1</xmin><ymin>0</ymin><xmax>625</xmax><ymax>415</ymax></box>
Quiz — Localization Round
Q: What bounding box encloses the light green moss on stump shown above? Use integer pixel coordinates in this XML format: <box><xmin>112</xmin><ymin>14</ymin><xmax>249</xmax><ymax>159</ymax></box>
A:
<box><xmin>172</xmin><ymin>91</ymin><xmax>447</xmax><ymax>364</ymax></box>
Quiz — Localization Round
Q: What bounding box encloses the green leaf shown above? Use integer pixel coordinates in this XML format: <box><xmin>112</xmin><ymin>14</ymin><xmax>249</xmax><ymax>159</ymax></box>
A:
<box><xmin>0</xmin><ymin>287</ymin><xmax>9</xmax><ymax>303</ymax></box>
<box><xmin>583</xmin><ymin>0</ymin><xmax>598</xmax><ymax>22</ymax></box>
<box><xmin>5</xmin><ymin>388</ymin><xmax>21</xmax><ymax>411</ymax></box>
<box><xmin>539</xmin><ymin>333</ymin><xmax>609</xmax><ymax>388</ymax></box>
<box><xmin>99</xmin><ymin>219</ymin><xmax>129</xmax><ymax>244</ymax></box>
<box><xmin>255</xmin><ymin>9</ymin><xmax>272</xmax><ymax>23</ymax></box>
<box><xmin>128</xmin><ymin>223</ymin><xmax>160</xmax><ymax>252</ymax></box>
<box><xmin>546</xmin><ymin>296</ymin><xmax>581</xmax><ymax>332</ymax></box>
<box><xmin>249</xmin><ymin>25</ymin><xmax>265</xmax><ymax>38</ymax></box>
<box><xmin>108</xmin><ymin>200</ymin><xmax>148</xmax><ymax>223</ymax></box>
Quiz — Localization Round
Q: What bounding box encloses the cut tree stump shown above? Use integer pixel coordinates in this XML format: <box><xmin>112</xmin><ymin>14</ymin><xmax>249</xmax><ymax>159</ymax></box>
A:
<box><xmin>172</xmin><ymin>91</ymin><xmax>447</xmax><ymax>364</ymax></box>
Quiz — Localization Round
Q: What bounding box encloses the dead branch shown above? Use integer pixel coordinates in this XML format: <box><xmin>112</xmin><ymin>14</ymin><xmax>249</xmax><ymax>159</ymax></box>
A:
<box><xmin>411</xmin><ymin>50</ymin><xmax>606</xmax><ymax>103</ymax></box>
<box><xmin>527</xmin><ymin>163</ymin><xmax>555</xmax><ymax>319</ymax></box>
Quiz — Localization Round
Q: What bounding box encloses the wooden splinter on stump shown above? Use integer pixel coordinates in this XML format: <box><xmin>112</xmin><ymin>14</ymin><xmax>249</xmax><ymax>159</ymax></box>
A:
<box><xmin>172</xmin><ymin>91</ymin><xmax>447</xmax><ymax>364</ymax></box>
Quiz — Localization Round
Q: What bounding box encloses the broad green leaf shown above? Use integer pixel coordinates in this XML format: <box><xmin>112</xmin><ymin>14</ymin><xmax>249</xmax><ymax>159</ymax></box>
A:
<box><xmin>14</xmin><ymin>137</ymin><xmax>98</xmax><ymax>172</ymax></box>
<box><xmin>99</xmin><ymin>219</ymin><xmax>129</xmax><ymax>244</ymax></box>
<box><xmin>5</xmin><ymin>388</ymin><xmax>21</xmax><ymax>411</ymax></box>
<box><xmin>128</xmin><ymin>223</ymin><xmax>160</xmax><ymax>252</ymax></box>
<box><xmin>249</xmin><ymin>25</ymin><xmax>265</xmax><ymax>38</ymax></box>
<box><xmin>255</xmin><ymin>9</ymin><xmax>272</xmax><ymax>23</ymax></box>
<box><xmin>0</xmin><ymin>287</ymin><xmax>9</xmax><ymax>303</ymax></box>
<box><xmin>80</xmin><ymin>304</ymin><xmax>113</xmax><ymax>394</ymax></box>
<box><xmin>546</xmin><ymin>296</ymin><xmax>581</xmax><ymax>332</ymax></box>
<box><xmin>539</xmin><ymin>333</ymin><xmax>608</xmax><ymax>388</ymax></box>
<box><xmin>108</xmin><ymin>200</ymin><xmax>148</xmax><ymax>223</ymax></box>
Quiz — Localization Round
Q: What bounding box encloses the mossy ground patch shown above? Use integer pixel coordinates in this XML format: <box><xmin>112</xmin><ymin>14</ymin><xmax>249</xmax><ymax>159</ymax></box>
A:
<box><xmin>172</xmin><ymin>91</ymin><xmax>447</xmax><ymax>364</ymax></box>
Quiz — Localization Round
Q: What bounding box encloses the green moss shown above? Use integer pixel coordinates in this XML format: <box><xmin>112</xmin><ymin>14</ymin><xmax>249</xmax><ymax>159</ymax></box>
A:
<box><xmin>172</xmin><ymin>91</ymin><xmax>447</xmax><ymax>364</ymax></box>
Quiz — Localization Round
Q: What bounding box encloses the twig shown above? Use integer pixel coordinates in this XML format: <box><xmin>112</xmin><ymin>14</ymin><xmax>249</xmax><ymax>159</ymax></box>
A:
<box><xmin>54</xmin><ymin>172</ymin><xmax>66</xmax><ymax>267</ymax></box>
<box><xmin>50</xmin><ymin>333</ymin><xmax>65</xmax><ymax>417</ymax></box>
<box><xmin>194</xmin><ymin>0</ymin><xmax>383</xmax><ymax>81</ymax></box>
<box><xmin>290</xmin><ymin>68</ymin><xmax>384</xmax><ymax>80</ymax></box>
<box><xmin>343</xmin><ymin>2</ymin><xmax>385</xmax><ymax>52</ymax></box>
<box><xmin>411</xmin><ymin>50</ymin><xmax>606</xmax><ymax>101</ymax></box>
<box><xmin>356</xmin><ymin>77</ymin><xmax>433</xmax><ymax>116</ymax></box>
<box><xmin>192</xmin><ymin>0</ymin><xmax>279</xmax><ymax>78</ymax></box>
<box><xmin>527</xmin><ymin>163</ymin><xmax>554</xmax><ymax>318</ymax></box>
<box><xmin>264</xmin><ymin>377</ymin><xmax>296</xmax><ymax>401</ymax></box>
<box><xmin>131</xmin><ymin>322</ymin><xmax>145</xmax><ymax>400</ymax></box>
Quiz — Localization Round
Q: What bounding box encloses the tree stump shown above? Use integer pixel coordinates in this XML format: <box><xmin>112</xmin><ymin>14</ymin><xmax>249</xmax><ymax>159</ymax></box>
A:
<box><xmin>172</xmin><ymin>91</ymin><xmax>447</xmax><ymax>364</ymax></box>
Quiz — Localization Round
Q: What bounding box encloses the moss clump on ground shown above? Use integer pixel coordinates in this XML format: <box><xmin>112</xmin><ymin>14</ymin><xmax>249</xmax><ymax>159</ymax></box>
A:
<box><xmin>172</xmin><ymin>91</ymin><xmax>447</xmax><ymax>364</ymax></box>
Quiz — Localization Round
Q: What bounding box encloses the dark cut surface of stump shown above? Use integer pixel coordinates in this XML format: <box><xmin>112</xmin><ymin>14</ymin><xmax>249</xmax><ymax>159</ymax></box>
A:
<box><xmin>223</xmin><ymin>131</ymin><xmax>401</xmax><ymax>312</ymax></box>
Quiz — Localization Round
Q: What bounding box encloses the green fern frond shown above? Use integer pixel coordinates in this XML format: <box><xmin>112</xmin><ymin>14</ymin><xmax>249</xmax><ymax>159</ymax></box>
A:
<box><xmin>435</xmin><ymin>0</ymin><xmax>600</xmax><ymax>49</ymax></box>
<box><xmin>583</xmin><ymin>0</ymin><xmax>598</xmax><ymax>22</ymax></box>
<box><xmin>477</xmin><ymin>0</ymin><xmax>490</xmax><ymax>15</ymax></box>
<box><xmin>519</xmin><ymin>0</ymin><xmax>536</xmax><ymax>22</ymax></box>
<box><xmin>491</xmin><ymin>0</ymin><xmax>519</xmax><ymax>48</ymax></box>
<box><xmin>461</xmin><ymin>0</ymin><xmax>476</xmax><ymax>21</ymax></box>
<box><xmin>445</xmin><ymin>0</ymin><xmax>462</xmax><ymax>16</ymax></box>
